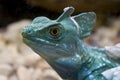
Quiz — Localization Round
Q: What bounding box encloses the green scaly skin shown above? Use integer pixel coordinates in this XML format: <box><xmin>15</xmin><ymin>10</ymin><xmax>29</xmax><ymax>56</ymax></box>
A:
<box><xmin>22</xmin><ymin>7</ymin><xmax>120</xmax><ymax>80</ymax></box>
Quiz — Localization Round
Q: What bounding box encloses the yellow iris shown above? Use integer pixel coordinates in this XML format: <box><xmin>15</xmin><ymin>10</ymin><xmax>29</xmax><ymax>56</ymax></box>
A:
<box><xmin>50</xmin><ymin>28</ymin><xmax>60</xmax><ymax>36</ymax></box>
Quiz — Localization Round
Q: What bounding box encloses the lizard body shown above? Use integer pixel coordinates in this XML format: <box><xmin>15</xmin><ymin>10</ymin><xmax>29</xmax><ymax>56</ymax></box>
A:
<box><xmin>22</xmin><ymin>7</ymin><xmax>120</xmax><ymax>80</ymax></box>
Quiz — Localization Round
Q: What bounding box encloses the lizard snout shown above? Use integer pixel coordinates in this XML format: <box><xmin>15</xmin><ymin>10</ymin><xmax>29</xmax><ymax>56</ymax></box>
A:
<box><xmin>22</xmin><ymin>26</ymin><xmax>32</xmax><ymax>37</ymax></box>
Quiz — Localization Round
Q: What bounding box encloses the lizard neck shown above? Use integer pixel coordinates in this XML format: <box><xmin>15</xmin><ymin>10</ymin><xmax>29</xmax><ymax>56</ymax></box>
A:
<box><xmin>45</xmin><ymin>40</ymin><xmax>92</xmax><ymax>80</ymax></box>
<box><xmin>43</xmin><ymin>39</ymin><xmax>119</xmax><ymax>80</ymax></box>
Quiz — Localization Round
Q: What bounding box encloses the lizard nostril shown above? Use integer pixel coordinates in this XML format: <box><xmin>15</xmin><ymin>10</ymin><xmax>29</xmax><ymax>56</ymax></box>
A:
<box><xmin>22</xmin><ymin>26</ymin><xmax>31</xmax><ymax>37</ymax></box>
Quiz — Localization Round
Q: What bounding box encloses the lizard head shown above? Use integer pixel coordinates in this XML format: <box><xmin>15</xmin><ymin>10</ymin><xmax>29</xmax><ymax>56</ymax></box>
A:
<box><xmin>22</xmin><ymin>16</ymin><xmax>79</xmax><ymax>59</ymax></box>
<box><xmin>22</xmin><ymin>7</ymin><xmax>96</xmax><ymax>60</ymax></box>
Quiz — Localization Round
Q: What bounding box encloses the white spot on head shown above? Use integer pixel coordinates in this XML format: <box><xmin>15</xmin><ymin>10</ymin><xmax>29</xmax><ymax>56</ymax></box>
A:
<box><xmin>70</xmin><ymin>17</ymin><xmax>80</xmax><ymax>35</ymax></box>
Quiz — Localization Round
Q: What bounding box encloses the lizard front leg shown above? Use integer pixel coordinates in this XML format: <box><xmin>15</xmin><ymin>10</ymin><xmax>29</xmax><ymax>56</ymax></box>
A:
<box><xmin>102</xmin><ymin>66</ymin><xmax>120</xmax><ymax>80</ymax></box>
<box><xmin>83</xmin><ymin>74</ymin><xmax>107</xmax><ymax>80</ymax></box>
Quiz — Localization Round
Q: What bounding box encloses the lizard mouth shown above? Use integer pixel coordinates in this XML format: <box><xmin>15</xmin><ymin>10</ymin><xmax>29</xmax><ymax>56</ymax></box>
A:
<box><xmin>23</xmin><ymin>36</ymin><xmax>72</xmax><ymax>56</ymax></box>
<box><xmin>22</xmin><ymin>30</ymin><xmax>41</xmax><ymax>45</ymax></box>
<box><xmin>22</xmin><ymin>31</ymin><xmax>74</xmax><ymax>58</ymax></box>
<box><xmin>22</xmin><ymin>37</ymin><xmax>36</xmax><ymax>47</ymax></box>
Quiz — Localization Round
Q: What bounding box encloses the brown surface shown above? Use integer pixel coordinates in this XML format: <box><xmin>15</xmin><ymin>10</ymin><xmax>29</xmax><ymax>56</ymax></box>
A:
<box><xmin>26</xmin><ymin>0</ymin><xmax>120</xmax><ymax>13</ymax></box>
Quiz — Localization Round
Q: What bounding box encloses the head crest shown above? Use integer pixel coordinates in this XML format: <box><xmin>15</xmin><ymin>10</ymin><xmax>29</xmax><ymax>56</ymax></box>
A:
<box><xmin>57</xmin><ymin>7</ymin><xmax>74</xmax><ymax>22</ymax></box>
<box><xmin>57</xmin><ymin>7</ymin><xmax>96</xmax><ymax>38</ymax></box>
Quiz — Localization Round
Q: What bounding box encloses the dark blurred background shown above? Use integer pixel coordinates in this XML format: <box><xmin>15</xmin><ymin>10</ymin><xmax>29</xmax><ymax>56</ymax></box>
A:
<box><xmin>0</xmin><ymin>0</ymin><xmax>120</xmax><ymax>27</ymax></box>
<box><xmin>0</xmin><ymin>1</ymin><xmax>120</xmax><ymax>80</ymax></box>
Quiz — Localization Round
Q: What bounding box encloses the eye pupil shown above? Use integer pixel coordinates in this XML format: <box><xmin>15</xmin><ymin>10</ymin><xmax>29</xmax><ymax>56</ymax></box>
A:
<box><xmin>53</xmin><ymin>29</ymin><xmax>57</xmax><ymax>34</ymax></box>
<box><xmin>50</xmin><ymin>28</ymin><xmax>59</xmax><ymax>36</ymax></box>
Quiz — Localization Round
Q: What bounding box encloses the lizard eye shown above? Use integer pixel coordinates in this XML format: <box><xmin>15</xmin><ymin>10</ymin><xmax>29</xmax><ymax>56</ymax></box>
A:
<box><xmin>47</xmin><ymin>24</ymin><xmax>64</xmax><ymax>40</ymax></box>
<box><xmin>49</xmin><ymin>28</ymin><xmax>60</xmax><ymax>36</ymax></box>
